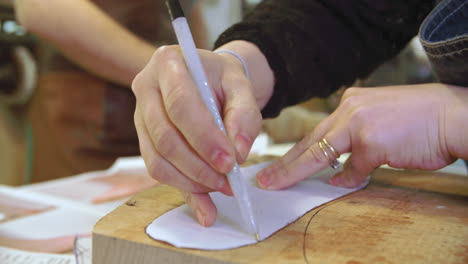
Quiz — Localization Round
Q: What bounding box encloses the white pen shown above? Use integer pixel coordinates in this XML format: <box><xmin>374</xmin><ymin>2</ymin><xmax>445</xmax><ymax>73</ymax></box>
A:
<box><xmin>165</xmin><ymin>0</ymin><xmax>260</xmax><ymax>241</ymax></box>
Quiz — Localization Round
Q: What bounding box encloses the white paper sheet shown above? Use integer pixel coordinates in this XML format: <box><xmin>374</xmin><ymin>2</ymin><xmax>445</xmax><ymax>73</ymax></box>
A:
<box><xmin>146</xmin><ymin>162</ymin><xmax>367</xmax><ymax>250</ymax></box>
<box><xmin>0</xmin><ymin>208</ymin><xmax>101</xmax><ymax>240</ymax></box>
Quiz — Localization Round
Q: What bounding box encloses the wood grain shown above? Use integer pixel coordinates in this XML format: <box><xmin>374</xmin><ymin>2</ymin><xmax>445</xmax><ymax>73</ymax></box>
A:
<box><xmin>93</xmin><ymin>168</ymin><xmax>468</xmax><ymax>264</ymax></box>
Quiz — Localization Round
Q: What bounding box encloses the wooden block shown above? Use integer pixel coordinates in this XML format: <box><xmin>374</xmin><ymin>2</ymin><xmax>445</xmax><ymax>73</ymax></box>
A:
<box><xmin>93</xmin><ymin>169</ymin><xmax>468</xmax><ymax>264</ymax></box>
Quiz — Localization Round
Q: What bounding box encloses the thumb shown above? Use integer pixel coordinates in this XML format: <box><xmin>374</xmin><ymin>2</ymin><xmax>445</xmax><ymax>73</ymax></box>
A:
<box><xmin>330</xmin><ymin>153</ymin><xmax>375</xmax><ymax>188</ymax></box>
<box><xmin>222</xmin><ymin>76</ymin><xmax>262</xmax><ymax>164</ymax></box>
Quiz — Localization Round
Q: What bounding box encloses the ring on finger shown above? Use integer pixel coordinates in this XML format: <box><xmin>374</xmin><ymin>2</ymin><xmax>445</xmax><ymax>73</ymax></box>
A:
<box><xmin>318</xmin><ymin>137</ymin><xmax>341</xmax><ymax>169</ymax></box>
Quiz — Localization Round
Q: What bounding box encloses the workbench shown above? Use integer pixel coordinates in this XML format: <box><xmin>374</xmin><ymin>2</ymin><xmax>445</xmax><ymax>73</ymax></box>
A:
<box><xmin>93</xmin><ymin>164</ymin><xmax>468</xmax><ymax>263</ymax></box>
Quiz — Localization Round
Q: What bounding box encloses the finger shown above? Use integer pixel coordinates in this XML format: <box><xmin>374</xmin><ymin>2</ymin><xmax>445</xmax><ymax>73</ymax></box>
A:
<box><xmin>254</xmin><ymin>109</ymin><xmax>342</xmax><ymax>188</ymax></box>
<box><xmin>273</xmin><ymin>87</ymin><xmax>361</xmax><ymax>167</ymax></box>
<box><xmin>222</xmin><ymin>72</ymin><xmax>262</xmax><ymax>163</ymax></box>
<box><xmin>181</xmin><ymin>191</ymin><xmax>217</xmax><ymax>227</ymax></box>
<box><xmin>135</xmin><ymin>106</ymin><xmax>212</xmax><ymax>193</ymax></box>
<box><xmin>134</xmin><ymin>58</ymin><xmax>232</xmax><ymax>195</ymax></box>
<box><xmin>140</xmin><ymin>85</ymin><xmax>232</xmax><ymax>195</ymax></box>
<box><xmin>330</xmin><ymin>136</ymin><xmax>381</xmax><ymax>188</ymax></box>
<box><xmin>257</xmin><ymin>128</ymin><xmax>351</xmax><ymax>190</ymax></box>
<box><xmin>156</xmin><ymin>47</ymin><xmax>236</xmax><ymax>174</ymax></box>
<box><xmin>270</xmin><ymin>108</ymin><xmax>343</xmax><ymax>168</ymax></box>
<box><xmin>329</xmin><ymin>155</ymin><xmax>373</xmax><ymax>188</ymax></box>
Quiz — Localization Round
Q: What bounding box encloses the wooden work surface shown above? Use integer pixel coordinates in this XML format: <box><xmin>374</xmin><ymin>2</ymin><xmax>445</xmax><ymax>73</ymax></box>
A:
<box><xmin>93</xmin><ymin>161</ymin><xmax>468</xmax><ymax>264</ymax></box>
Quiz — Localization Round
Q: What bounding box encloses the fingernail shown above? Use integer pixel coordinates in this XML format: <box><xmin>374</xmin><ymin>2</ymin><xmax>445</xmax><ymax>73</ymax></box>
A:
<box><xmin>196</xmin><ymin>209</ymin><xmax>207</xmax><ymax>226</ymax></box>
<box><xmin>235</xmin><ymin>134</ymin><xmax>251</xmax><ymax>162</ymax></box>
<box><xmin>257</xmin><ymin>169</ymin><xmax>273</xmax><ymax>188</ymax></box>
<box><xmin>211</xmin><ymin>150</ymin><xmax>234</xmax><ymax>174</ymax></box>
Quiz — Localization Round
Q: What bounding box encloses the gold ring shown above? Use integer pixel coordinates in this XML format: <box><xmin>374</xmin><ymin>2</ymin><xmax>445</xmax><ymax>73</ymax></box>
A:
<box><xmin>318</xmin><ymin>138</ymin><xmax>341</xmax><ymax>169</ymax></box>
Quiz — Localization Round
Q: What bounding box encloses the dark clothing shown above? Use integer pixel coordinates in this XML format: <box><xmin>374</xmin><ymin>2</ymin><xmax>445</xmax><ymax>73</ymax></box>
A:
<box><xmin>215</xmin><ymin>0</ymin><xmax>436</xmax><ymax>118</ymax></box>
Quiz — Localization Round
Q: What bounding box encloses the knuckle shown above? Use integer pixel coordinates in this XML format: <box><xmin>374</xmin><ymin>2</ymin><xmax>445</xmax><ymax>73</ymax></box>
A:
<box><xmin>340</xmin><ymin>93</ymin><xmax>362</xmax><ymax>110</ymax></box>
<box><xmin>132</xmin><ymin>45</ymin><xmax>182</xmax><ymax>96</ymax></box>
<box><xmin>153</xmin><ymin>45</ymin><xmax>179</xmax><ymax>61</ymax></box>
<box><xmin>342</xmin><ymin>87</ymin><xmax>360</xmax><ymax>99</ymax></box>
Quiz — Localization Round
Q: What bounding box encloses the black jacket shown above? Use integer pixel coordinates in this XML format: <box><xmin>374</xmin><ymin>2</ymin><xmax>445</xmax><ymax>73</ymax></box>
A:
<box><xmin>215</xmin><ymin>0</ymin><xmax>435</xmax><ymax>118</ymax></box>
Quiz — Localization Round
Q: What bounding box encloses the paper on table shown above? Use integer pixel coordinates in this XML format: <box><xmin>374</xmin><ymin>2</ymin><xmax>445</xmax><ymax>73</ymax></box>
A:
<box><xmin>0</xmin><ymin>208</ymin><xmax>100</xmax><ymax>240</ymax></box>
<box><xmin>18</xmin><ymin>157</ymin><xmax>155</xmax><ymax>204</ymax></box>
<box><xmin>146</xmin><ymin>162</ymin><xmax>368</xmax><ymax>250</ymax></box>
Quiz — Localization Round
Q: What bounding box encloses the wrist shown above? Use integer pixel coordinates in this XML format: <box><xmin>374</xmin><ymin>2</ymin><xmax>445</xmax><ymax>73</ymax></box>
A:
<box><xmin>444</xmin><ymin>85</ymin><xmax>468</xmax><ymax>160</ymax></box>
<box><xmin>215</xmin><ymin>40</ymin><xmax>274</xmax><ymax>110</ymax></box>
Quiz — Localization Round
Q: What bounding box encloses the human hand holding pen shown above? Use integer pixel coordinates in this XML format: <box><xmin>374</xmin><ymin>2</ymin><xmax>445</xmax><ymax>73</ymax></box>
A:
<box><xmin>132</xmin><ymin>40</ymin><xmax>274</xmax><ymax>226</ymax></box>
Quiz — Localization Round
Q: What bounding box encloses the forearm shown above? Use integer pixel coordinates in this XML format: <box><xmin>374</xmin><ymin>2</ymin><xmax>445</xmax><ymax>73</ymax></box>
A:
<box><xmin>15</xmin><ymin>0</ymin><xmax>155</xmax><ymax>86</ymax></box>
<box><xmin>215</xmin><ymin>0</ymin><xmax>434</xmax><ymax>118</ymax></box>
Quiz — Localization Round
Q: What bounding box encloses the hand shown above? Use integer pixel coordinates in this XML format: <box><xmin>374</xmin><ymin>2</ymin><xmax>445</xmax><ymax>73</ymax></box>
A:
<box><xmin>132</xmin><ymin>41</ymin><xmax>273</xmax><ymax>226</ymax></box>
<box><xmin>256</xmin><ymin>83</ymin><xmax>467</xmax><ymax>189</ymax></box>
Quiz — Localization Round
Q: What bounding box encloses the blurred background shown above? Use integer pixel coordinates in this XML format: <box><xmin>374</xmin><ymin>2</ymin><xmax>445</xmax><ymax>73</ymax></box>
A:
<box><xmin>0</xmin><ymin>0</ymin><xmax>434</xmax><ymax>186</ymax></box>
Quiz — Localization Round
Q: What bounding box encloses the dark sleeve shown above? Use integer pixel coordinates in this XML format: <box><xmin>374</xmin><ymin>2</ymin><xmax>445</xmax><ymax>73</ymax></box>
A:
<box><xmin>214</xmin><ymin>0</ymin><xmax>435</xmax><ymax>118</ymax></box>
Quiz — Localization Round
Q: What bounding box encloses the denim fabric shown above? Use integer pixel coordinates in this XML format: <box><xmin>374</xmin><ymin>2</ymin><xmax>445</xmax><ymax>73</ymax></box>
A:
<box><xmin>420</xmin><ymin>0</ymin><xmax>468</xmax><ymax>87</ymax></box>
<box><xmin>420</xmin><ymin>0</ymin><xmax>468</xmax><ymax>171</ymax></box>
